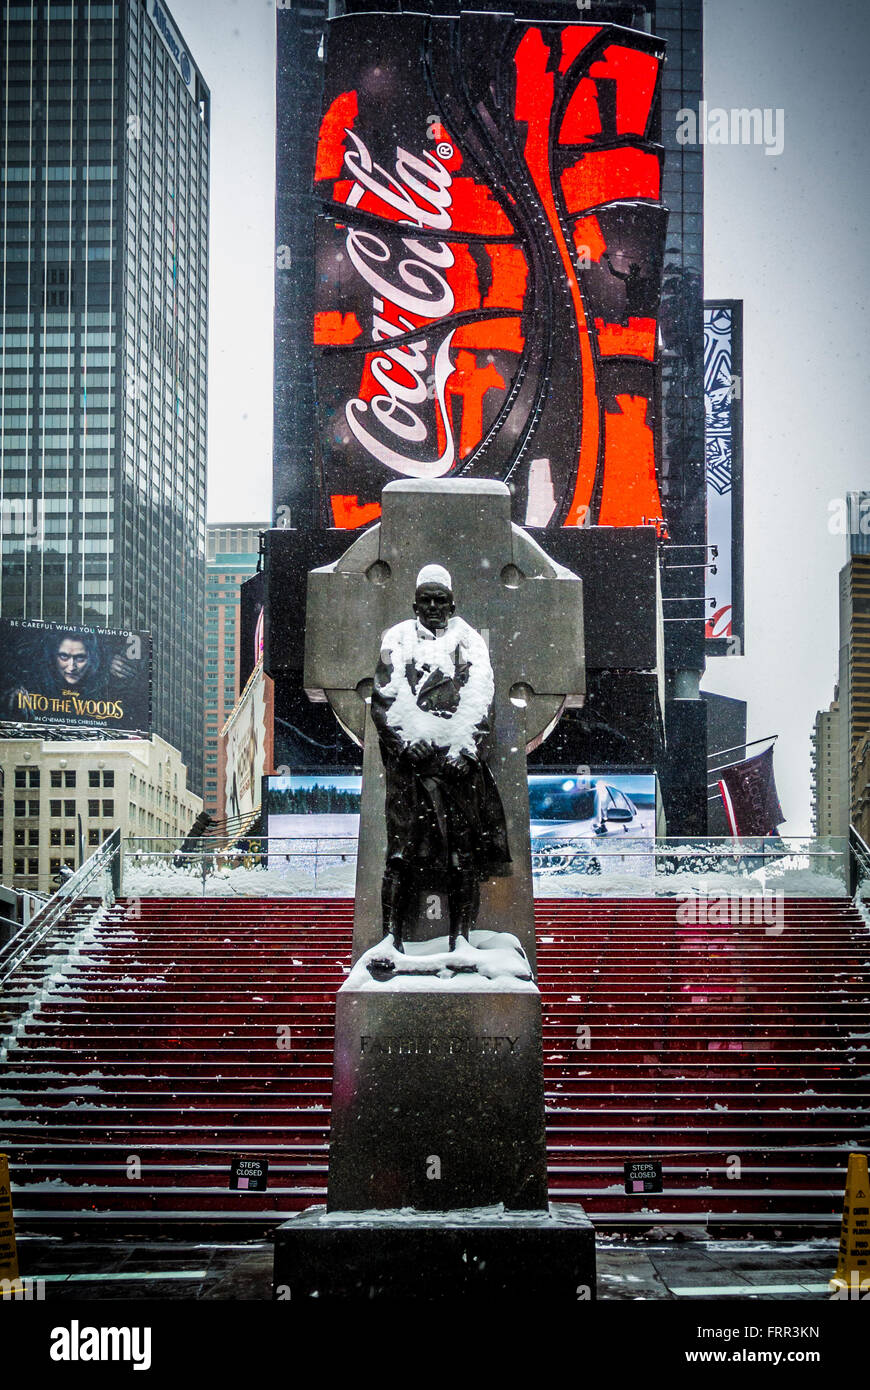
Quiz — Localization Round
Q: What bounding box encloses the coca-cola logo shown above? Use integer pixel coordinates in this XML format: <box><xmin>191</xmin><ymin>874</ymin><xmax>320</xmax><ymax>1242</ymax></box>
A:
<box><xmin>340</xmin><ymin>130</ymin><xmax>458</xmax><ymax>478</ymax></box>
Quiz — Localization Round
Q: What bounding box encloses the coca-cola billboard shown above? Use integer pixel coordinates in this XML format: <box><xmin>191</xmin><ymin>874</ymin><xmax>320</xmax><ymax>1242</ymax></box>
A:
<box><xmin>312</xmin><ymin>12</ymin><xmax>668</xmax><ymax>531</ymax></box>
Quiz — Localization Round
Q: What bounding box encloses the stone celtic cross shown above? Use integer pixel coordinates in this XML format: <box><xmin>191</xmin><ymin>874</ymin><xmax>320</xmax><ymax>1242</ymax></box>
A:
<box><xmin>304</xmin><ymin>479</ymin><xmax>585</xmax><ymax>968</ymax></box>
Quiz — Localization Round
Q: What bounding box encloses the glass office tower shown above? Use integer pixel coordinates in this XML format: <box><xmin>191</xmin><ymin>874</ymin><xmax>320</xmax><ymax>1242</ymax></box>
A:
<box><xmin>0</xmin><ymin>0</ymin><xmax>209</xmax><ymax>791</ymax></box>
<box><xmin>203</xmin><ymin>523</ymin><xmax>265</xmax><ymax>819</ymax></box>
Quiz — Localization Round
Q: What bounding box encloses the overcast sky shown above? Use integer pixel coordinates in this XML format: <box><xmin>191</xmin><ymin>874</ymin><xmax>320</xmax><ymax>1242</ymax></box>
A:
<box><xmin>170</xmin><ymin>0</ymin><xmax>870</xmax><ymax>835</ymax></box>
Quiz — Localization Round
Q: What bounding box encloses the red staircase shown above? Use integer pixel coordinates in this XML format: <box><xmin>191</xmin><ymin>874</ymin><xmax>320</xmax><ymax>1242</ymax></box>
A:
<box><xmin>3</xmin><ymin>895</ymin><xmax>869</xmax><ymax>1229</ymax></box>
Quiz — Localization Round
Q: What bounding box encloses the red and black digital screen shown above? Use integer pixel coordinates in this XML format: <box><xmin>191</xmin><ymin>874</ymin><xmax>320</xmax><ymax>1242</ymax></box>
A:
<box><xmin>311</xmin><ymin>12</ymin><xmax>667</xmax><ymax>531</ymax></box>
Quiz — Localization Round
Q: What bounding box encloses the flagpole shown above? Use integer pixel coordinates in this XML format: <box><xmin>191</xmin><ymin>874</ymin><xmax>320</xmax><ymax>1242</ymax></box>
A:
<box><xmin>707</xmin><ymin>733</ymin><xmax>778</xmax><ymax>767</ymax></box>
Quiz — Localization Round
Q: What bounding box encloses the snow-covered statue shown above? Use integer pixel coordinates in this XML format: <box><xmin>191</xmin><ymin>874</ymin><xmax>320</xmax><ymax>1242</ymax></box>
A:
<box><xmin>370</xmin><ymin>563</ymin><xmax>511</xmax><ymax>953</ymax></box>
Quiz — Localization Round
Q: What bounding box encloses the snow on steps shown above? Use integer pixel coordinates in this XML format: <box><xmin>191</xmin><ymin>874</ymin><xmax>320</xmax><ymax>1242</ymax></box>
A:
<box><xmin>1</xmin><ymin>896</ymin><xmax>868</xmax><ymax>1230</ymax></box>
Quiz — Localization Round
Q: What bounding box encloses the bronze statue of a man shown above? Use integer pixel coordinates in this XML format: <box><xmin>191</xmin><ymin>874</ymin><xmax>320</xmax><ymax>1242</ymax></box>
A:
<box><xmin>370</xmin><ymin>564</ymin><xmax>511</xmax><ymax>952</ymax></box>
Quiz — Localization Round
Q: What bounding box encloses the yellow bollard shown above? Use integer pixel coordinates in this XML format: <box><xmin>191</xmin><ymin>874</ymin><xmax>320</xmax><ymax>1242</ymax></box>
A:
<box><xmin>0</xmin><ymin>1153</ymin><xmax>24</xmax><ymax>1298</ymax></box>
<box><xmin>830</xmin><ymin>1151</ymin><xmax>870</xmax><ymax>1294</ymax></box>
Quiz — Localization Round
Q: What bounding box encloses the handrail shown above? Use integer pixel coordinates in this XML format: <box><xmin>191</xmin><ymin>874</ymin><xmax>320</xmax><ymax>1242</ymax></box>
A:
<box><xmin>0</xmin><ymin>827</ymin><xmax>122</xmax><ymax>986</ymax></box>
<box><xmin>849</xmin><ymin>824</ymin><xmax>870</xmax><ymax>899</ymax></box>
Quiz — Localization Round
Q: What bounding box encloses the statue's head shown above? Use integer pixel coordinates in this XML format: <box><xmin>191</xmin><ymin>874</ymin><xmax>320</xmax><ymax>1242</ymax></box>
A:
<box><xmin>413</xmin><ymin>564</ymin><xmax>454</xmax><ymax>634</ymax></box>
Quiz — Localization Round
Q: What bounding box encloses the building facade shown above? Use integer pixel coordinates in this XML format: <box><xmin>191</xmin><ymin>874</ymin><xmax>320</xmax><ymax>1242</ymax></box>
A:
<box><xmin>0</xmin><ymin>730</ymin><xmax>201</xmax><ymax>893</ymax></box>
<box><xmin>853</xmin><ymin>730</ymin><xmax>870</xmax><ymax>848</ymax></box>
<box><xmin>0</xmin><ymin>0</ymin><xmax>209</xmax><ymax>791</ymax></box>
<box><xmin>810</xmin><ymin>694</ymin><xmax>841</xmax><ymax>838</ymax></box>
<box><xmin>203</xmin><ymin>523</ymin><xmax>265</xmax><ymax>820</ymax></box>
<box><xmin>836</xmin><ymin>493</ymin><xmax>870</xmax><ymax>839</ymax></box>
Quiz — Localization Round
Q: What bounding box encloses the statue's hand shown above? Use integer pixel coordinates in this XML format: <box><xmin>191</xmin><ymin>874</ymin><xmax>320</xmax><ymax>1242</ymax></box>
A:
<box><xmin>407</xmin><ymin>739</ymin><xmax>434</xmax><ymax>765</ymax></box>
<box><xmin>444</xmin><ymin>752</ymin><xmax>473</xmax><ymax>779</ymax></box>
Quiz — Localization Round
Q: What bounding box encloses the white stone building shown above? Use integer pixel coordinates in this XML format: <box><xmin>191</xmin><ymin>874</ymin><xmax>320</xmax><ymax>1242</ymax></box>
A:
<box><xmin>0</xmin><ymin>735</ymin><xmax>201</xmax><ymax>895</ymax></box>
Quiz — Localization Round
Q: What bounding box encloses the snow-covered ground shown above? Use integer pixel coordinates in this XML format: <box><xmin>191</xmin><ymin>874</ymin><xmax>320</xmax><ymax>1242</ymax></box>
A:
<box><xmin>533</xmin><ymin>865</ymin><xmax>848</xmax><ymax>898</ymax></box>
<box><xmin>122</xmin><ymin>861</ymin><xmax>357</xmax><ymax>897</ymax></box>
<box><xmin>121</xmin><ymin>858</ymin><xmax>849</xmax><ymax>899</ymax></box>
<box><xmin>269</xmin><ymin>814</ymin><xmax>359</xmax><ymax>839</ymax></box>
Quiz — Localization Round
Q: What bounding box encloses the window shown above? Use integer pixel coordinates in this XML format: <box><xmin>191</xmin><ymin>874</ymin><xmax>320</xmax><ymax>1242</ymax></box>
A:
<box><xmin>14</xmin><ymin>829</ymin><xmax>25</xmax><ymax>847</ymax></box>
<box><xmin>64</xmin><ymin>799</ymin><xmax>75</xmax><ymax>817</ymax></box>
<box><xmin>51</xmin><ymin>770</ymin><xmax>63</xmax><ymax>788</ymax></box>
<box><xmin>88</xmin><ymin>828</ymin><xmax>100</xmax><ymax>846</ymax></box>
<box><xmin>28</xmin><ymin>829</ymin><xmax>39</xmax><ymax>846</ymax></box>
<box><xmin>50</xmin><ymin>828</ymin><xmax>61</xmax><ymax>847</ymax></box>
<box><xmin>50</xmin><ymin>858</ymin><xmax>61</xmax><ymax>876</ymax></box>
<box><xmin>88</xmin><ymin>799</ymin><xmax>99</xmax><ymax>817</ymax></box>
<box><xmin>28</xmin><ymin>858</ymin><xmax>38</xmax><ymax>876</ymax></box>
<box><xmin>14</xmin><ymin>860</ymin><xmax>25</xmax><ymax>877</ymax></box>
<box><xmin>29</xmin><ymin>800</ymin><xmax>39</xmax><ymax>817</ymax></box>
<box><xmin>50</xmin><ymin>800</ymin><xmax>62</xmax><ymax>817</ymax></box>
<box><xmin>103</xmin><ymin>770</ymin><xmax>115</xmax><ymax>788</ymax></box>
<box><xmin>29</xmin><ymin>769</ymin><xmax>40</xmax><ymax>787</ymax></box>
<box><xmin>64</xmin><ymin>829</ymin><xmax>76</xmax><ymax>847</ymax></box>
<box><xmin>102</xmin><ymin>800</ymin><xmax>114</xmax><ymax>818</ymax></box>
<box><xmin>64</xmin><ymin>771</ymin><xmax>76</xmax><ymax>788</ymax></box>
<box><xmin>14</xmin><ymin>769</ymin><xmax>26</xmax><ymax>788</ymax></box>
<box><xmin>89</xmin><ymin>770</ymin><xmax>100</xmax><ymax>787</ymax></box>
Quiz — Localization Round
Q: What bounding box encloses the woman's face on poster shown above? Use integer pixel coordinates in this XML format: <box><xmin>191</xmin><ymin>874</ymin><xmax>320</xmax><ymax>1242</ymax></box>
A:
<box><xmin>55</xmin><ymin>638</ymin><xmax>90</xmax><ymax>686</ymax></box>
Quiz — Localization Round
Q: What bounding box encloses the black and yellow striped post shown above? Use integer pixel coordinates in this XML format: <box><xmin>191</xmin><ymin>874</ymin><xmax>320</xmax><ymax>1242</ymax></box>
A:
<box><xmin>830</xmin><ymin>1151</ymin><xmax>870</xmax><ymax>1294</ymax></box>
<box><xmin>0</xmin><ymin>1153</ymin><xmax>24</xmax><ymax>1298</ymax></box>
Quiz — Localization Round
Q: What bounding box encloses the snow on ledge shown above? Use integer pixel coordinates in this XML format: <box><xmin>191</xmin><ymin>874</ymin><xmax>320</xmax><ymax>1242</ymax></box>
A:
<box><xmin>284</xmin><ymin>1203</ymin><xmax>586</xmax><ymax>1227</ymax></box>
<box><xmin>121</xmin><ymin>861</ymin><xmax>849</xmax><ymax>901</ymax></box>
<box><xmin>534</xmin><ymin>867</ymin><xmax>847</xmax><ymax>899</ymax></box>
<box><xmin>384</xmin><ymin>478</ymin><xmax>508</xmax><ymax>497</ymax></box>
<box><xmin>122</xmin><ymin>863</ymin><xmax>355</xmax><ymax>897</ymax></box>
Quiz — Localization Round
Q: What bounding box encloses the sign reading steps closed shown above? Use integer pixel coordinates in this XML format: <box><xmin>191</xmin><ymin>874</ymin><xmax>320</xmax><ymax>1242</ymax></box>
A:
<box><xmin>229</xmin><ymin>1157</ymin><xmax>269</xmax><ymax>1193</ymax></box>
<box><xmin>624</xmin><ymin>1159</ymin><xmax>663</xmax><ymax>1195</ymax></box>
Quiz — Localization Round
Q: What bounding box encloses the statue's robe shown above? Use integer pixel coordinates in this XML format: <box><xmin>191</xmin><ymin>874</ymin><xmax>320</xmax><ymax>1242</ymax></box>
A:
<box><xmin>370</xmin><ymin>615</ymin><xmax>511</xmax><ymax>879</ymax></box>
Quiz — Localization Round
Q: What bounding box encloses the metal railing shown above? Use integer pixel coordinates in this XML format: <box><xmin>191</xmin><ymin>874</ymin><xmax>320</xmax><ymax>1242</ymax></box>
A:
<box><xmin>532</xmin><ymin>834</ymin><xmax>847</xmax><ymax>886</ymax></box>
<box><xmin>0</xmin><ymin>827</ymin><xmax>122</xmax><ymax>985</ymax></box>
<box><xmin>123</xmin><ymin>835</ymin><xmax>358</xmax><ymax>895</ymax></box>
<box><xmin>849</xmin><ymin>825</ymin><xmax>870</xmax><ymax>904</ymax></box>
<box><xmin>118</xmin><ymin>832</ymin><xmax>851</xmax><ymax>896</ymax></box>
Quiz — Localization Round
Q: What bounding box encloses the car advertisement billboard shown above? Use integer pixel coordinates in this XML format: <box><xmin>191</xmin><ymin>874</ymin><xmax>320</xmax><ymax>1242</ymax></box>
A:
<box><xmin>529</xmin><ymin>771</ymin><xmax>656</xmax><ymax>878</ymax></box>
<box><xmin>263</xmin><ymin>769</ymin><xmax>657</xmax><ymax>884</ymax></box>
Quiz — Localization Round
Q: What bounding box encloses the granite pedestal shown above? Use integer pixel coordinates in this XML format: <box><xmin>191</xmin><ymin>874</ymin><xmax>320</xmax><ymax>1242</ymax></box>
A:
<box><xmin>327</xmin><ymin>983</ymin><xmax>548</xmax><ymax>1213</ymax></box>
<box><xmin>273</xmin><ymin>1203</ymin><xmax>597</xmax><ymax>1301</ymax></box>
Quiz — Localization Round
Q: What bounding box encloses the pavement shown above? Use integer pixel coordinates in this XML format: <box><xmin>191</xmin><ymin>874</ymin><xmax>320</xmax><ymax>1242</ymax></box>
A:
<box><xmin>10</xmin><ymin>1230</ymin><xmax>842</xmax><ymax>1301</ymax></box>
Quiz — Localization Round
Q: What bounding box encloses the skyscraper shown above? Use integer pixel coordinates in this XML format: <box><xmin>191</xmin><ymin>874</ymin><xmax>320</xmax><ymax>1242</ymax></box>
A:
<box><xmin>203</xmin><ymin>522</ymin><xmax>265</xmax><ymax>819</ymax></box>
<box><xmin>0</xmin><ymin>0</ymin><xmax>209</xmax><ymax>791</ymax></box>
<box><xmin>838</xmin><ymin>493</ymin><xmax>870</xmax><ymax>838</ymax></box>
<box><xmin>810</xmin><ymin>693</ymin><xmax>841</xmax><ymax>838</ymax></box>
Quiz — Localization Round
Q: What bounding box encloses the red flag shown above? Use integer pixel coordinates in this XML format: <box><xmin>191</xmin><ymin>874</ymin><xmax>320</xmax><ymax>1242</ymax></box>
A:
<box><xmin>718</xmin><ymin>745</ymin><xmax>784</xmax><ymax>836</ymax></box>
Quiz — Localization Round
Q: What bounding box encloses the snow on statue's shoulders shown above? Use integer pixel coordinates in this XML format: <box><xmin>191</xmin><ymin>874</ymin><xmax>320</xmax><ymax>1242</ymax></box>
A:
<box><xmin>379</xmin><ymin>616</ymin><xmax>418</xmax><ymax>652</ymax></box>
